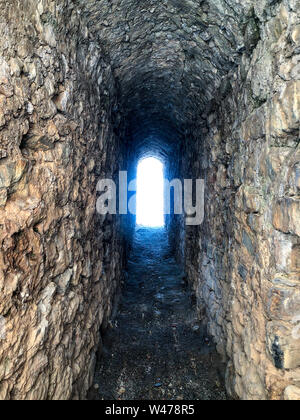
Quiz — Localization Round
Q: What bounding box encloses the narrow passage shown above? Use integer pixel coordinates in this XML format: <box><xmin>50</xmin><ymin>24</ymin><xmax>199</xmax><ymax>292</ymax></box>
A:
<box><xmin>89</xmin><ymin>228</ymin><xmax>227</xmax><ymax>400</ymax></box>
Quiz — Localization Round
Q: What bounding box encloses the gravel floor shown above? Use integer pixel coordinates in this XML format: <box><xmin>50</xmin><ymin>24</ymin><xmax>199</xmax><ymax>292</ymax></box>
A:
<box><xmin>88</xmin><ymin>228</ymin><xmax>228</xmax><ymax>400</ymax></box>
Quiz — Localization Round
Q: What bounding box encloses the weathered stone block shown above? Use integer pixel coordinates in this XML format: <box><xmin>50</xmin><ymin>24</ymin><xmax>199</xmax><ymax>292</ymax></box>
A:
<box><xmin>243</xmin><ymin>186</ymin><xmax>263</xmax><ymax>213</ymax></box>
<box><xmin>0</xmin><ymin>188</ymin><xmax>7</xmax><ymax>207</ymax></box>
<box><xmin>247</xmin><ymin>213</ymin><xmax>264</xmax><ymax>233</ymax></box>
<box><xmin>22</xmin><ymin>134</ymin><xmax>55</xmax><ymax>151</ymax></box>
<box><xmin>279</xmin><ymin>56</ymin><xmax>300</xmax><ymax>81</ymax></box>
<box><xmin>43</xmin><ymin>25</ymin><xmax>57</xmax><ymax>48</ymax></box>
<box><xmin>266</xmin><ymin>16</ymin><xmax>283</xmax><ymax>44</ymax></box>
<box><xmin>268</xmin><ymin>81</ymin><xmax>300</xmax><ymax>139</ymax></box>
<box><xmin>0</xmin><ymin>57</ymin><xmax>13</xmax><ymax>98</ymax></box>
<box><xmin>0</xmin><ymin>159</ymin><xmax>27</xmax><ymax>190</ymax></box>
<box><xmin>241</xmin><ymin>106</ymin><xmax>266</xmax><ymax>141</ymax></box>
<box><xmin>238</xmin><ymin>264</ymin><xmax>248</xmax><ymax>281</ymax></box>
<box><xmin>272</xmin><ymin>275</ymin><xmax>299</xmax><ymax>288</ymax></box>
<box><xmin>288</xmin><ymin>162</ymin><xmax>300</xmax><ymax>197</ymax></box>
<box><xmin>267</xmin><ymin>286</ymin><xmax>300</xmax><ymax>321</ymax></box>
<box><xmin>291</xmin><ymin>245</ymin><xmax>300</xmax><ymax>272</ymax></box>
<box><xmin>264</xmin><ymin>148</ymin><xmax>292</xmax><ymax>181</ymax></box>
<box><xmin>54</xmin><ymin>88</ymin><xmax>71</xmax><ymax>113</ymax></box>
<box><xmin>291</xmin><ymin>25</ymin><xmax>300</xmax><ymax>45</ymax></box>
<box><xmin>267</xmin><ymin>321</ymin><xmax>300</xmax><ymax>370</ymax></box>
<box><xmin>55</xmin><ymin>268</ymin><xmax>73</xmax><ymax>294</ymax></box>
<box><xmin>272</xmin><ymin>231</ymin><xmax>297</xmax><ymax>273</ymax></box>
<box><xmin>251</xmin><ymin>51</ymin><xmax>273</xmax><ymax>101</ymax></box>
<box><xmin>244</xmin><ymin>17</ymin><xmax>260</xmax><ymax>55</ymax></box>
<box><xmin>242</xmin><ymin>230</ymin><xmax>255</xmax><ymax>256</ymax></box>
<box><xmin>273</xmin><ymin>198</ymin><xmax>300</xmax><ymax>236</ymax></box>
<box><xmin>284</xmin><ymin>385</ymin><xmax>300</xmax><ymax>400</ymax></box>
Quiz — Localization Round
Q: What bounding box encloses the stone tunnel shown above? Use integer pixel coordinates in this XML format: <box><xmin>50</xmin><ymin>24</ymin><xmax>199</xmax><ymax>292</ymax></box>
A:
<box><xmin>0</xmin><ymin>0</ymin><xmax>299</xmax><ymax>400</ymax></box>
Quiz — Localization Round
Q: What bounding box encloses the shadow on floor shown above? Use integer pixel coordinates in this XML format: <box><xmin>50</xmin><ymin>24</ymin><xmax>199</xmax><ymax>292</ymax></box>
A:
<box><xmin>88</xmin><ymin>227</ymin><xmax>228</xmax><ymax>400</ymax></box>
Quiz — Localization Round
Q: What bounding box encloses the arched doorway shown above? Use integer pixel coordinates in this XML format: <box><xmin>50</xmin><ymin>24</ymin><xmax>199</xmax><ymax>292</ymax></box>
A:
<box><xmin>136</xmin><ymin>157</ymin><xmax>164</xmax><ymax>227</ymax></box>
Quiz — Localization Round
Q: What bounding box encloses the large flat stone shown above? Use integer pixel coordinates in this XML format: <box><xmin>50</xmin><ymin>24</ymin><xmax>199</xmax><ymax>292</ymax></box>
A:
<box><xmin>267</xmin><ymin>321</ymin><xmax>300</xmax><ymax>370</ymax></box>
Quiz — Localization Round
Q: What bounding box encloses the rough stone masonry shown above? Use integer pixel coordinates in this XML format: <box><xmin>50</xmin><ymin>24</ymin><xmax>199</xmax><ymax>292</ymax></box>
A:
<box><xmin>0</xmin><ymin>0</ymin><xmax>299</xmax><ymax>400</ymax></box>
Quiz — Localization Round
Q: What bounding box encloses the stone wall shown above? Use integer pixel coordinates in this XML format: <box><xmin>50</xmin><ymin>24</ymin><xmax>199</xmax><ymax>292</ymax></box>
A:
<box><xmin>0</xmin><ymin>0</ymin><xmax>124</xmax><ymax>399</ymax></box>
<box><xmin>185</xmin><ymin>0</ymin><xmax>300</xmax><ymax>400</ymax></box>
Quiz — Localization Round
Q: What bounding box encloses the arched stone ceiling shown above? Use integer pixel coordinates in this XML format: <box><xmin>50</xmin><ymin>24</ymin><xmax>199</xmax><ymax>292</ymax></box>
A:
<box><xmin>79</xmin><ymin>0</ymin><xmax>255</xmax><ymax>151</ymax></box>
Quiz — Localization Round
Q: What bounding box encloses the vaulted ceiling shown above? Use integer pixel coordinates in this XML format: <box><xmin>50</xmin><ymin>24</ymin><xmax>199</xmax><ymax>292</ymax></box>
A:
<box><xmin>77</xmin><ymin>0</ymin><xmax>259</xmax><ymax>153</ymax></box>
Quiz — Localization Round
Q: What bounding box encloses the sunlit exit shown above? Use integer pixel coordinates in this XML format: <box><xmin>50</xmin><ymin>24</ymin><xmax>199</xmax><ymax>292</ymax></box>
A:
<box><xmin>136</xmin><ymin>157</ymin><xmax>164</xmax><ymax>227</ymax></box>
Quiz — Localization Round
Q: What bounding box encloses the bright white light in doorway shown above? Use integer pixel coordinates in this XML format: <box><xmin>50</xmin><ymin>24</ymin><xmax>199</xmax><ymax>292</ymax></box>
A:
<box><xmin>136</xmin><ymin>157</ymin><xmax>164</xmax><ymax>227</ymax></box>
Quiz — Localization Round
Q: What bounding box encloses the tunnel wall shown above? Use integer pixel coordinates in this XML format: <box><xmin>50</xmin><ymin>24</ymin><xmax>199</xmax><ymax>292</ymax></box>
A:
<box><xmin>185</xmin><ymin>1</ymin><xmax>300</xmax><ymax>400</ymax></box>
<box><xmin>165</xmin><ymin>145</ymin><xmax>185</xmax><ymax>262</ymax></box>
<box><xmin>0</xmin><ymin>1</ymin><xmax>124</xmax><ymax>399</ymax></box>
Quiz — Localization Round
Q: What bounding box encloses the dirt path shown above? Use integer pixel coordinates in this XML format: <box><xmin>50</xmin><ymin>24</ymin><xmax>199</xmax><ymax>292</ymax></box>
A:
<box><xmin>88</xmin><ymin>228</ymin><xmax>227</xmax><ymax>400</ymax></box>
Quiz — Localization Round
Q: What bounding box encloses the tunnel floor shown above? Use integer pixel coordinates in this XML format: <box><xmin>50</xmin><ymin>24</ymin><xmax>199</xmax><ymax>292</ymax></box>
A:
<box><xmin>88</xmin><ymin>228</ymin><xmax>228</xmax><ymax>400</ymax></box>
